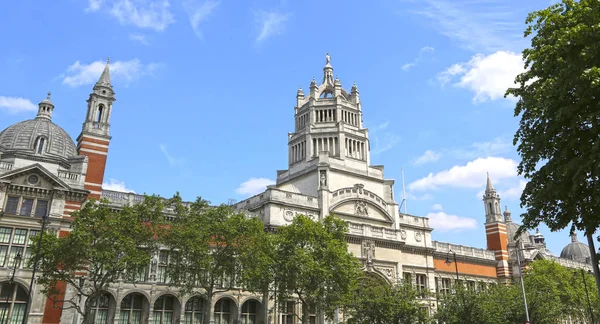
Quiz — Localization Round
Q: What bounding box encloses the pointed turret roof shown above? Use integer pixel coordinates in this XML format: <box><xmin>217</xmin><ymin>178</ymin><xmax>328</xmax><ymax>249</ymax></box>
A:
<box><xmin>96</xmin><ymin>58</ymin><xmax>112</xmax><ymax>88</ymax></box>
<box><xmin>485</xmin><ymin>172</ymin><xmax>495</xmax><ymax>192</ymax></box>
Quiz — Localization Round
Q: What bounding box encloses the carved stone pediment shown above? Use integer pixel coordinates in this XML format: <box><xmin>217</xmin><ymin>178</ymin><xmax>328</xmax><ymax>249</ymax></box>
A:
<box><xmin>0</xmin><ymin>163</ymin><xmax>71</xmax><ymax>191</ymax></box>
<box><xmin>330</xmin><ymin>199</ymin><xmax>393</xmax><ymax>223</ymax></box>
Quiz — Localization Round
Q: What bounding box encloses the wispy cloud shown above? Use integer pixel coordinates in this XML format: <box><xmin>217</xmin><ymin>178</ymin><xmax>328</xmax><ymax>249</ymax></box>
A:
<box><xmin>413</xmin><ymin>149</ymin><xmax>442</xmax><ymax>165</ymax></box>
<box><xmin>402</xmin><ymin>46</ymin><xmax>435</xmax><ymax>71</ymax></box>
<box><xmin>369</xmin><ymin>121</ymin><xmax>400</xmax><ymax>155</ymax></box>
<box><xmin>437</xmin><ymin>51</ymin><xmax>525</xmax><ymax>103</ymax></box>
<box><xmin>102</xmin><ymin>178</ymin><xmax>136</xmax><ymax>193</ymax></box>
<box><xmin>236</xmin><ymin>177</ymin><xmax>275</xmax><ymax>196</ymax></box>
<box><xmin>159</xmin><ymin>144</ymin><xmax>187</xmax><ymax>167</ymax></box>
<box><xmin>0</xmin><ymin>96</ymin><xmax>37</xmax><ymax>113</ymax></box>
<box><xmin>404</xmin><ymin>0</ymin><xmax>525</xmax><ymax>53</ymax></box>
<box><xmin>129</xmin><ymin>33</ymin><xmax>149</xmax><ymax>45</ymax></box>
<box><xmin>426</xmin><ymin>204</ymin><xmax>478</xmax><ymax>232</ymax></box>
<box><xmin>183</xmin><ymin>0</ymin><xmax>219</xmax><ymax>39</ymax></box>
<box><xmin>87</xmin><ymin>0</ymin><xmax>176</xmax><ymax>32</ymax></box>
<box><xmin>61</xmin><ymin>58</ymin><xmax>161</xmax><ymax>87</ymax></box>
<box><xmin>255</xmin><ymin>10</ymin><xmax>289</xmax><ymax>42</ymax></box>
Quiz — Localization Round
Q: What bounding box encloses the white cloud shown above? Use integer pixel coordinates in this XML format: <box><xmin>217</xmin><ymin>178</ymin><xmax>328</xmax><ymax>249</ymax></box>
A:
<box><xmin>0</xmin><ymin>96</ymin><xmax>37</xmax><ymax>113</ymax></box>
<box><xmin>255</xmin><ymin>10</ymin><xmax>289</xmax><ymax>42</ymax></box>
<box><xmin>102</xmin><ymin>178</ymin><xmax>136</xmax><ymax>193</ymax></box>
<box><xmin>129</xmin><ymin>33</ymin><xmax>149</xmax><ymax>45</ymax></box>
<box><xmin>406</xmin><ymin>192</ymin><xmax>434</xmax><ymax>202</ymax></box>
<box><xmin>369</xmin><ymin>121</ymin><xmax>400</xmax><ymax>155</ymax></box>
<box><xmin>413</xmin><ymin>150</ymin><xmax>442</xmax><ymax>165</ymax></box>
<box><xmin>408</xmin><ymin>157</ymin><xmax>518</xmax><ymax>191</ymax></box>
<box><xmin>89</xmin><ymin>0</ymin><xmax>175</xmax><ymax>32</ymax></box>
<box><xmin>159</xmin><ymin>144</ymin><xmax>186</xmax><ymax>167</ymax></box>
<box><xmin>427</xmin><ymin>210</ymin><xmax>478</xmax><ymax>232</ymax></box>
<box><xmin>61</xmin><ymin>58</ymin><xmax>160</xmax><ymax>87</ymax></box>
<box><xmin>236</xmin><ymin>177</ymin><xmax>275</xmax><ymax>196</ymax></box>
<box><xmin>402</xmin><ymin>46</ymin><xmax>435</xmax><ymax>71</ymax></box>
<box><xmin>449</xmin><ymin>137</ymin><xmax>513</xmax><ymax>160</ymax></box>
<box><xmin>405</xmin><ymin>0</ymin><xmax>526</xmax><ymax>53</ymax></box>
<box><xmin>86</xmin><ymin>0</ymin><xmax>103</xmax><ymax>12</ymax></box>
<box><xmin>437</xmin><ymin>51</ymin><xmax>525</xmax><ymax>103</ymax></box>
<box><xmin>431</xmin><ymin>203</ymin><xmax>443</xmax><ymax>211</ymax></box>
<box><xmin>183</xmin><ymin>0</ymin><xmax>219</xmax><ymax>39</ymax></box>
<box><xmin>499</xmin><ymin>180</ymin><xmax>527</xmax><ymax>199</ymax></box>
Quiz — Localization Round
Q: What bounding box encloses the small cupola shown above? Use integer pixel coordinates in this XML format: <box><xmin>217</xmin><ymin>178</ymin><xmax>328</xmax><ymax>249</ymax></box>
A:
<box><xmin>36</xmin><ymin>92</ymin><xmax>54</xmax><ymax>120</ymax></box>
<box><xmin>503</xmin><ymin>206</ymin><xmax>512</xmax><ymax>222</ymax></box>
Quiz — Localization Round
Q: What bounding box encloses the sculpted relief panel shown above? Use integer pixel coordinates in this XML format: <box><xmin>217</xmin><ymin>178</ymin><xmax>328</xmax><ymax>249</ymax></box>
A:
<box><xmin>331</xmin><ymin>200</ymin><xmax>392</xmax><ymax>222</ymax></box>
<box><xmin>283</xmin><ymin>209</ymin><xmax>317</xmax><ymax>223</ymax></box>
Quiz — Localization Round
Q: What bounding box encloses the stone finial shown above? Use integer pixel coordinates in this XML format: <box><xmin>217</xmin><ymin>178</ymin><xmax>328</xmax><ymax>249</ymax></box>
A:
<box><xmin>325</xmin><ymin>52</ymin><xmax>331</xmax><ymax>65</ymax></box>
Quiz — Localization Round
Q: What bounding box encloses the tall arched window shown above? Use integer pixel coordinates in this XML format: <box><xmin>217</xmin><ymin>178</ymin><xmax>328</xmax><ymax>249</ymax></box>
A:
<box><xmin>96</xmin><ymin>104</ymin><xmax>104</xmax><ymax>123</ymax></box>
<box><xmin>240</xmin><ymin>300</ymin><xmax>258</xmax><ymax>324</ymax></box>
<box><xmin>35</xmin><ymin>137</ymin><xmax>45</xmax><ymax>154</ymax></box>
<box><xmin>0</xmin><ymin>282</ymin><xmax>27</xmax><ymax>323</ymax></box>
<box><xmin>153</xmin><ymin>295</ymin><xmax>176</xmax><ymax>324</ymax></box>
<box><xmin>184</xmin><ymin>297</ymin><xmax>204</xmax><ymax>324</ymax></box>
<box><xmin>120</xmin><ymin>293</ymin><xmax>145</xmax><ymax>324</ymax></box>
<box><xmin>214</xmin><ymin>299</ymin><xmax>232</xmax><ymax>324</ymax></box>
<box><xmin>88</xmin><ymin>292</ymin><xmax>110</xmax><ymax>323</ymax></box>
<box><xmin>487</xmin><ymin>202</ymin><xmax>492</xmax><ymax>214</ymax></box>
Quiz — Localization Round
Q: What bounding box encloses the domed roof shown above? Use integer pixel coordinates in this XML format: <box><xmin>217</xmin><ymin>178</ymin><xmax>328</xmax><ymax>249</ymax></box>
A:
<box><xmin>560</xmin><ymin>234</ymin><xmax>591</xmax><ymax>262</ymax></box>
<box><xmin>0</xmin><ymin>118</ymin><xmax>77</xmax><ymax>160</ymax></box>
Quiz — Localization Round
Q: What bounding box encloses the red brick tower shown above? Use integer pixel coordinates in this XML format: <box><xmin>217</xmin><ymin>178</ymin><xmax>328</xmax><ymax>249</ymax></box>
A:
<box><xmin>76</xmin><ymin>58</ymin><xmax>115</xmax><ymax>199</ymax></box>
<box><xmin>483</xmin><ymin>173</ymin><xmax>511</xmax><ymax>280</ymax></box>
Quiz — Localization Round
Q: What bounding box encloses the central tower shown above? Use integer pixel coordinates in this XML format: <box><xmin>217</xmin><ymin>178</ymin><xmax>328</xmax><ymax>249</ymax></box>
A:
<box><xmin>285</xmin><ymin>54</ymin><xmax>370</xmax><ymax>174</ymax></box>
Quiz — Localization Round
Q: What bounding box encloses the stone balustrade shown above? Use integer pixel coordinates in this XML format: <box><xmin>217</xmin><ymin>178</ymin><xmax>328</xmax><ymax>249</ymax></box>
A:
<box><xmin>234</xmin><ymin>188</ymin><xmax>319</xmax><ymax>210</ymax></box>
<box><xmin>0</xmin><ymin>161</ymin><xmax>13</xmax><ymax>171</ymax></box>
<box><xmin>347</xmin><ymin>222</ymin><xmax>402</xmax><ymax>241</ymax></box>
<box><xmin>398</xmin><ymin>213</ymin><xmax>430</xmax><ymax>228</ymax></box>
<box><xmin>433</xmin><ymin>241</ymin><xmax>496</xmax><ymax>260</ymax></box>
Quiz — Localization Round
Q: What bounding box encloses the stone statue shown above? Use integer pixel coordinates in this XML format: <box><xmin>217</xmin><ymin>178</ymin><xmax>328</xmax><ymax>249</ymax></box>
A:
<box><xmin>320</xmin><ymin>171</ymin><xmax>327</xmax><ymax>187</ymax></box>
<box><xmin>325</xmin><ymin>53</ymin><xmax>331</xmax><ymax>65</ymax></box>
<box><xmin>363</xmin><ymin>241</ymin><xmax>375</xmax><ymax>265</ymax></box>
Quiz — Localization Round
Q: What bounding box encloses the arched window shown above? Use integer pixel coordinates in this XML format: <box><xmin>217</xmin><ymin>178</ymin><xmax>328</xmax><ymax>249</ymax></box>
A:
<box><xmin>153</xmin><ymin>295</ymin><xmax>176</xmax><ymax>324</ymax></box>
<box><xmin>184</xmin><ymin>297</ymin><xmax>204</xmax><ymax>324</ymax></box>
<box><xmin>487</xmin><ymin>202</ymin><xmax>492</xmax><ymax>214</ymax></box>
<box><xmin>96</xmin><ymin>104</ymin><xmax>104</xmax><ymax>123</ymax></box>
<box><xmin>120</xmin><ymin>293</ymin><xmax>145</xmax><ymax>324</ymax></box>
<box><xmin>240</xmin><ymin>300</ymin><xmax>258</xmax><ymax>324</ymax></box>
<box><xmin>35</xmin><ymin>137</ymin><xmax>45</xmax><ymax>154</ymax></box>
<box><xmin>214</xmin><ymin>299</ymin><xmax>232</xmax><ymax>324</ymax></box>
<box><xmin>0</xmin><ymin>282</ymin><xmax>27</xmax><ymax>323</ymax></box>
<box><xmin>88</xmin><ymin>292</ymin><xmax>110</xmax><ymax>323</ymax></box>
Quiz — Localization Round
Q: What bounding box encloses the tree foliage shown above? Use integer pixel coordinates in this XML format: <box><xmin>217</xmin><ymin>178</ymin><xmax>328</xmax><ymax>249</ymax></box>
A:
<box><xmin>273</xmin><ymin>214</ymin><xmax>362</xmax><ymax>324</ymax></box>
<box><xmin>32</xmin><ymin>196</ymin><xmax>167</xmax><ymax>323</ymax></box>
<box><xmin>345</xmin><ymin>274</ymin><xmax>430</xmax><ymax>324</ymax></box>
<box><xmin>506</xmin><ymin>0</ymin><xmax>600</xmax><ymax>234</ymax></box>
<box><xmin>435</xmin><ymin>260</ymin><xmax>600</xmax><ymax>324</ymax></box>
<box><xmin>162</xmin><ymin>196</ymin><xmax>266</xmax><ymax>324</ymax></box>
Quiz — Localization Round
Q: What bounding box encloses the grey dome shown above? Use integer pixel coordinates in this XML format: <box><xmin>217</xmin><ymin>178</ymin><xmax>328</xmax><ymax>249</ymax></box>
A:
<box><xmin>0</xmin><ymin>118</ymin><xmax>77</xmax><ymax>160</ymax></box>
<box><xmin>560</xmin><ymin>235</ymin><xmax>591</xmax><ymax>262</ymax></box>
<box><xmin>506</xmin><ymin>222</ymin><xmax>530</xmax><ymax>244</ymax></box>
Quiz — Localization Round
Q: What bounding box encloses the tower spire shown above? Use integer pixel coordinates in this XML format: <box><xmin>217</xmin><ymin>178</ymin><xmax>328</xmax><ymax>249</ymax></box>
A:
<box><xmin>486</xmin><ymin>172</ymin><xmax>495</xmax><ymax>192</ymax></box>
<box><xmin>322</xmin><ymin>52</ymin><xmax>334</xmax><ymax>85</ymax></box>
<box><xmin>96</xmin><ymin>57</ymin><xmax>112</xmax><ymax>88</ymax></box>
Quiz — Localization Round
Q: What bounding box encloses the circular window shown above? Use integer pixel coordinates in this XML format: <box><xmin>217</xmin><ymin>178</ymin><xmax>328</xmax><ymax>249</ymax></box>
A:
<box><xmin>102</xmin><ymin>90</ymin><xmax>106</xmax><ymax>94</ymax></box>
<box><xmin>27</xmin><ymin>175</ymin><xmax>39</xmax><ymax>185</ymax></box>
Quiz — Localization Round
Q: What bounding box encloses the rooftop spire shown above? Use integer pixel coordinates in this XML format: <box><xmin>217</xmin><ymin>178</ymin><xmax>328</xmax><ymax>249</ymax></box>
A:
<box><xmin>322</xmin><ymin>52</ymin><xmax>334</xmax><ymax>85</ymax></box>
<box><xmin>36</xmin><ymin>91</ymin><xmax>54</xmax><ymax>120</ymax></box>
<box><xmin>503</xmin><ymin>206</ymin><xmax>512</xmax><ymax>222</ymax></box>
<box><xmin>485</xmin><ymin>172</ymin><xmax>495</xmax><ymax>192</ymax></box>
<box><xmin>570</xmin><ymin>232</ymin><xmax>578</xmax><ymax>243</ymax></box>
<box><xmin>96</xmin><ymin>57</ymin><xmax>112</xmax><ymax>88</ymax></box>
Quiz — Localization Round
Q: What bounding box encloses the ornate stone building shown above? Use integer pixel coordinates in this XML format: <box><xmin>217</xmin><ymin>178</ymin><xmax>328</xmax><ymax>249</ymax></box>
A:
<box><xmin>0</xmin><ymin>54</ymin><xmax>595</xmax><ymax>324</ymax></box>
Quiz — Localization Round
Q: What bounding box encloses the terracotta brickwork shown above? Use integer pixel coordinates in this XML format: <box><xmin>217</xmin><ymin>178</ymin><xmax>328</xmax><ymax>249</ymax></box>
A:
<box><xmin>433</xmin><ymin>258</ymin><xmax>498</xmax><ymax>278</ymax></box>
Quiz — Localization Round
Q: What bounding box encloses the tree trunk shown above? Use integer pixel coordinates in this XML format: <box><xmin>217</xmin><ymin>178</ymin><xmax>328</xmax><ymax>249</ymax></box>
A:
<box><xmin>585</xmin><ymin>232</ymin><xmax>600</xmax><ymax>297</ymax></box>
<box><xmin>301</xmin><ymin>301</ymin><xmax>310</xmax><ymax>324</ymax></box>
<box><xmin>204</xmin><ymin>290</ymin><xmax>213</xmax><ymax>324</ymax></box>
<box><xmin>261</xmin><ymin>287</ymin><xmax>269</xmax><ymax>324</ymax></box>
<box><xmin>81</xmin><ymin>298</ymin><xmax>92</xmax><ymax>324</ymax></box>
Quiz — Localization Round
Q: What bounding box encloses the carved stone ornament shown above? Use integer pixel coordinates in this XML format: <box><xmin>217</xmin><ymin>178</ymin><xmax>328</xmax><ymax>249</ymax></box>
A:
<box><xmin>415</xmin><ymin>231</ymin><xmax>423</xmax><ymax>242</ymax></box>
<box><xmin>376</xmin><ymin>266</ymin><xmax>396</xmax><ymax>280</ymax></box>
<box><xmin>53</xmin><ymin>191</ymin><xmax>65</xmax><ymax>199</ymax></box>
<box><xmin>284</xmin><ymin>210</ymin><xmax>295</xmax><ymax>222</ymax></box>
<box><xmin>284</xmin><ymin>209</ymin><xmax>317</xmax><ymax>222</ymax></box>
<box><xmin>362</xmin><ymin>240</ymin><xmax>375</xmax><ymax>265</ymax></box>
<box><xmin>319</xmin><ymin>170</ymin><xmax>327</xmax><ymax>188</ymax></box>
<box><xmin>400</xmin><ymin>229</ymin><xmax>407</xmax><ymax>240</ymax></box>
<box><xmin>0</xmin><ymin>182</ymin><xmax>7</xmax><ymax>191</ymax></box>
<box><xmin>355</xmin><ymin>200</ymin><xmax>368</xmax><ymax>216</ymax></box>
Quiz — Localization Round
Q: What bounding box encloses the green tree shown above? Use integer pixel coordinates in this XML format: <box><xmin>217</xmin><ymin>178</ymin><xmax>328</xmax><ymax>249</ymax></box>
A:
<box><xmin>163</xmin><ymin>196</ymin><xmax>266</xmax><ymax>324</ymax></box>
<box><xmin>273</xmin><ymin>215</ymin><xmax>362</xmax><ymax>324</ymax></box>
<box><xmin>505</xmin><ymin>0</ymin><xmax>600</xmax><ymax>286</ymax></box>
<box><xmin>32</xmin><ymin>196</ymin><xmax>167</xmax><ymax>323</ymax></box>
<box><xmin>346</xmin><ymin>274</ymin><xmax>430</xmax><ymax>324</ymax></box>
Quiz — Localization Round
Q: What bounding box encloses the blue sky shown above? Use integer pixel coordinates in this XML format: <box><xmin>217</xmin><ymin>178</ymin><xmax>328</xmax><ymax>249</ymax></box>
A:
<box><xmin>0</xmin><ymin>0</ymin><xmax>584</xmax><ymax>255</ymax></box>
